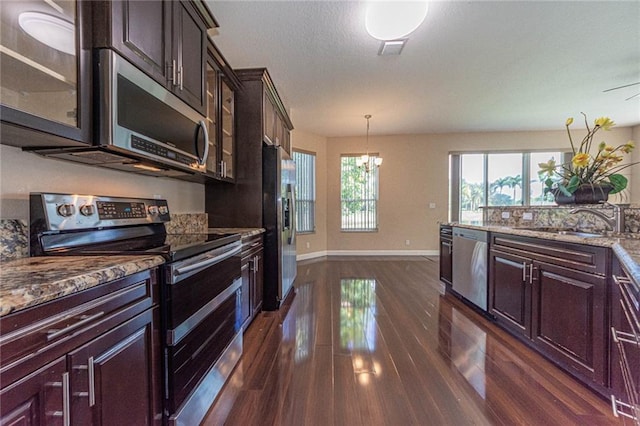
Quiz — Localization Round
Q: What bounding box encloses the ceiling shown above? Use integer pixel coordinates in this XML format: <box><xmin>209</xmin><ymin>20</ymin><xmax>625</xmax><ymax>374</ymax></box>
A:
<box><xmin>206</xmin><ymin>1</ymin><xmax>640</xmax><ymax>138</ymax></box>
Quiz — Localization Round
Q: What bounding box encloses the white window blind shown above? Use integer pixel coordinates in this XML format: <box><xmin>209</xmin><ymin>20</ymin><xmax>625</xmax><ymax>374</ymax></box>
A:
<box><xmin>293</xmin><ymin>150</ymin><xmax>316</xmax><ymax>233</ymax></box>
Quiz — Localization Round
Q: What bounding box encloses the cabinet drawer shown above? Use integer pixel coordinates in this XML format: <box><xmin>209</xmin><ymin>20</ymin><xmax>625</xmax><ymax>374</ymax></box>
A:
<box><xmin>491</xmin><ymin>233</ymin><xmax>608</xmax><ymax>275</ymax></box>
<box><xmin>0</xmin><ymin>269</ymin><xmax>157</xmax><ymax>386</ymax></box>
<box><xmin>241</xmin><ymin>234</ymin><xmax>263</xmax><ymax>259</ymax></box>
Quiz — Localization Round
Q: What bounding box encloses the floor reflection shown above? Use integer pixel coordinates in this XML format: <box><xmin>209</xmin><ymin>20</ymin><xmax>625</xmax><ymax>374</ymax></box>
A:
<box><xmin>339</xmin><ymin>278</ymin><xmax>377</xmax><ymax>352</ymax></box>
<box><xmin>450</xmin><ymin>307</ymin><xmax>487</xmax><ymax>398</ymax></box>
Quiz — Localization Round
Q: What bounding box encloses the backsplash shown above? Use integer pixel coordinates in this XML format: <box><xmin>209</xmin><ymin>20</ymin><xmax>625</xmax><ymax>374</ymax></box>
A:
<box><xmin>0</xmin><ymin>214</ymin><xmax>208</xmax><ymax>261</ymax></box>
<box><xmin>482</xmin><ymin>205</ymin><xmax>640</xmax><ymax>233</ymax></box>
<box><xmin>0</xmin><ymin>220</ymin><xmax>28</xmax><ymax>261</ymax></box>
<box><xmin>165</xmin><ymin>213</ymin><xmax>208</xmax><ymax>234</ymax></box>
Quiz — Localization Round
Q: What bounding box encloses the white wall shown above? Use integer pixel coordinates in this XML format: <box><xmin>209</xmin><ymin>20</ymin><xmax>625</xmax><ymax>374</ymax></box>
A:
<box><xmin>0</xmin><ymin>144</ymin><xmax>205</xmax><ymax>221</ymax></box>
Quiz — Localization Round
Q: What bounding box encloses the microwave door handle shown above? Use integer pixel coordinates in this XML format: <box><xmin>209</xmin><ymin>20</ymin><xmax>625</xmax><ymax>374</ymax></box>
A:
<box><xmin>197</xmin><ymin>120</ymin><xmax>209</xmax><ymax>167</ymax></box>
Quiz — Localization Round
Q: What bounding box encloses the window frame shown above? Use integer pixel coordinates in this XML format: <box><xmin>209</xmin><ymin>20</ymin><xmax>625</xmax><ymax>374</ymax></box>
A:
<box><xmin>293</xmin><ymin>149</ymin><xmax>316</xmax><ymax>234</ymax></box>
<box><xmin>450</xmin><ymin>150</ymin><xmax>570</xmax><ymax>222</ymax></box>
<box><xmin>340</xmin><ymin>153</ymin><xmax>380</xmax><ymax>232</ymax></box>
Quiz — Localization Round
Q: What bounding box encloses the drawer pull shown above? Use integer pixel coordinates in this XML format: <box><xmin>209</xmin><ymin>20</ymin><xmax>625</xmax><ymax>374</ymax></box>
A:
<box><xmin>46</xmin><ymin>311</ymin><xmax>105</xmax><ymax>341</ymax></box>
<box><xmin>88</xmin><ymin>356</ymin><xmax>96</xmax><ymax>407</ymax></box>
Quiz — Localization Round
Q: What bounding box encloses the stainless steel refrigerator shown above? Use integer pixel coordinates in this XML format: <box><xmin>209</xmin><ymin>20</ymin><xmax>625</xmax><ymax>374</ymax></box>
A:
<box><xmin>262</xmin><ymin>145</ymin><xmax>297</xmax><ymax>310</ymax></box>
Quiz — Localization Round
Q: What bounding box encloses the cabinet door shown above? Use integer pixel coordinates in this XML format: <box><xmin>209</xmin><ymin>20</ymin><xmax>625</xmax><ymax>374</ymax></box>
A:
<box><xmin>68</xmin><ymin>308</ymin><xmax>159</xmax><ymax>426</ymax></box>
<box><xmin>205</xmin><ymin>60</ymin><xmax>219</xmax><ymax>176</ymax></box>
<box><xmin>106</xmin><ymin>0</ymin><xmax>171</xmax><ymax>87</ymax></box>
<box><xmin>0</xmin><ymin>357</ymin><xmax>67</xmax><ymax>426</ymax></box>
<box><xmin>531</xmin><ymin>261</ymin><xmax>607</xmax><ymax>385</ymax></box>
<box><xmin>240</xmin><ymin>261</ymin><xmax>251</xmax><ymax>329</ymax></box>
<box><xmin>172</xmin><ymin>0</ymin><xmax>206</xmax><ymax>114</ymax></box>
<box><xmin>251</xmin><ymin>251</ymin><xmax>264</xmax><ymax>317</ymax></box>
<box><xmin>0</xmin><ymin>0</ymin><xmax>91</xmax><ymax>145</ymax></box>
<box><xmin>489</xmin><ymin>249</ymin><xmax>532</xmax><ymax>338</ymax></box>
<box><xmin>220</xmin><ymin>78</ymin><xmax>235</xmax><ymax>180</ymax></box>
<box><xmin>439</xmin><ymin>238</ymin><xmax>452</xmax><ymax>285</ymax></box>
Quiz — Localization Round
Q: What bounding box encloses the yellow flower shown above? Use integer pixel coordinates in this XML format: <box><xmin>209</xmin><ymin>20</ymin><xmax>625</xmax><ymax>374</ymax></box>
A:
<box><xmin>572</xmin><ymin>153</ymin><xmax>590</xmax><ymax>168</ymax></box>
<box><xmin>594</xmin><ymin>117</ymin><xmax>615</xmax><ymax>130</ymax></box>
<box><xmin>623</xmin><ymin>141</ymin><xmax>635</xmax><ymax>154</ymax></box>
<box><xmin>566</xmin><ymin>117</ymin><xmax>574</xmax><ymax>126</ymax></box>
<box><xmin>538</xmin><ymin>159</ymin><xmax>556</xmax><ymax>175</ymax></box>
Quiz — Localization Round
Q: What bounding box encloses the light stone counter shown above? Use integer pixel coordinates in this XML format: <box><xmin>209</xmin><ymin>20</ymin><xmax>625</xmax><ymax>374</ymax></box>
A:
<box><xmin>208</xmin><ymin>228</ymin><xmax>265</xmax><ymax>238</ymax></box>
<box><xmin>0</xmin><ymin>255</ymin><xmax>165</xmax><ymax>317</ymax></box>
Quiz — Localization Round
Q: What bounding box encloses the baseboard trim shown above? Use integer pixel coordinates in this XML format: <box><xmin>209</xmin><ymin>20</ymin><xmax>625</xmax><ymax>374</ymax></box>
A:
<box><xmin>297</xmin><ymin>250</ymin><xmax>438</xmax><ymax>261</ymax></box>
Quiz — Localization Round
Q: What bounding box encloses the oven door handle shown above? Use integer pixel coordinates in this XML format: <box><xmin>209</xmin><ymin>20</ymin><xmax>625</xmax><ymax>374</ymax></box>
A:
<box><xmin>173</xmin><ymin>244</ymin><xmax>241</xmax><ymax>280</ymax></box>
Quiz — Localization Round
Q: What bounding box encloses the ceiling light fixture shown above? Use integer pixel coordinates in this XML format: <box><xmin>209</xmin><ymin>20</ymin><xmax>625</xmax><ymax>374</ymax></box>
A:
<box><xmin>355</xmin><ymin>114</ymin><xmax>383</xmax><ymax>172</ymax></box>
<box><xmin>18</xmin><ymin>11</ymin><xmax>75</xmax><ymax>56</ymax></box>
<box><xmin>365</xmin><ymin>1</ymin><xmax>429</xmax><ymax>41</ymax></box>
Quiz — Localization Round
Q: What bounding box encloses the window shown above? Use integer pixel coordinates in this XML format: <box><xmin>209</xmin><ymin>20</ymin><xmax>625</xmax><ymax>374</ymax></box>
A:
<box><xmin>293</xmin><ymin>150</ymin><xmax>316</xmax><ymax>233</ymax></box>
<box><xmin>451</xmin><ymin>151</ymin><xmax>565</xmax><ymax>224</ymax></box>
<box><xmin>341</xmin><ymin>155</ymin><xmax>380</xmax><ymax>231</ymax></box>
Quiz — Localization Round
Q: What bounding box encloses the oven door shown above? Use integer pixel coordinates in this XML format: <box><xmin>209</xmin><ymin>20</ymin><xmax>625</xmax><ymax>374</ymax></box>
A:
<box><xmin>162</xmin><ymin>241</ymin><xmax>242</xmax><ymax>414</ymax></box>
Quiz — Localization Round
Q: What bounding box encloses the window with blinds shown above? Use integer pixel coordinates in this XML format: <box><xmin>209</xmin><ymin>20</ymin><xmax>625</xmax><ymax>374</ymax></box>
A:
<box><xmin>341</xmin><ymin>155</ymin><xmax>379</xmax><ymax>231</ymax></box>
<box><xmin>293</xmin><ymin>150</ymin><xmax>316</xmax><ymax>233</ymax></box>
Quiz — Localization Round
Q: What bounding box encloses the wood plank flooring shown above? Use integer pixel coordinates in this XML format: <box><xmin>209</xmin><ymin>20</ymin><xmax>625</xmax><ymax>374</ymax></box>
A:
<box><xmin>203</xmin><ymin>256</ymin><xmax>618</xmax><ymax>425</ymax></box>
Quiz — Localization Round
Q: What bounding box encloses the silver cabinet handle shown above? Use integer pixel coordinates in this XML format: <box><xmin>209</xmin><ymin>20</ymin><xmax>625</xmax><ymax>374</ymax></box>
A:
<box><xmin>522</xmin><ymin>262</ymin><xmax>527</xmax><ymax>282</ymax></box>
<box><xmin>178</xmin><ymin>65</ymin><xmax>184</xmax><ymax>90</ymax></box>
<box><xmin>88</xmin><ymin>356</ymin><xmax>96</xmax><ymax>407</ymax></box>
<box><xmin>47</xmin><ymin>311</ymin><xmax>105</xmax><ymax>341</ymax></box>
<box><xmin>62</xmin><ymin>372</ymin><xmax>70</xmax><ymax>426</ymax></box>
<box><xmin>529</xmin><ymin>264</ymin><xmax>535</xmax><ymax>284</ymax></box>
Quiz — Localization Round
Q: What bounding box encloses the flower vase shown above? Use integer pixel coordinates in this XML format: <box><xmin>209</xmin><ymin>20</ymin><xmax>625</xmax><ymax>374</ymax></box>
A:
<box><xmin>554</xmin><ymin>183</ymin><xmax>613</xmax><ymax>205</ymax></box>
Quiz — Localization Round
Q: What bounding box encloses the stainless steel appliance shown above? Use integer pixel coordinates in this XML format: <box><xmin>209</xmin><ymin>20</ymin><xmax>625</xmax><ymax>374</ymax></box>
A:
<box><xmin>27</xmin><ymin>50</ymin><xmax>208</xmax><ymax>178</ymax></box>
<box><xmin>29</xmin><ymin>192</ymin><xmax>242</xmax><ymax>426</ymax></box>
<box><xmin>262</xmin><ymin>145</ymin><xmax>297</xmax><ymax>310</ymax></box>
<box><xmin>452</xmin><ymin>227</ymin><xmax>488</xmax><ymax>311</ymax></box>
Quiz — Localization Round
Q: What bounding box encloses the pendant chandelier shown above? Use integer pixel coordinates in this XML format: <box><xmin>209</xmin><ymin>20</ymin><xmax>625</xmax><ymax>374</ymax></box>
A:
<box><xmin>355</xmin><ymin>114</ymin><xmax>383</xmax><ymax>172</ymax></box>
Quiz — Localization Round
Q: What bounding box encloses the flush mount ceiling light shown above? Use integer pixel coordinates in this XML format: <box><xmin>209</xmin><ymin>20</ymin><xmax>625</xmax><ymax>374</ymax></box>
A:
<box><xmin>365</xmin><ymin>1</ymin><xmax>429</xmax><ymax>41</ymax></box>
<box><xmin>18</xmin><ymin>11</ymin><xmax>75</xmax><ymax>55</ymax></box>
<box><xmin>355</xmin><ymin>114</ymin><xmax>383</xmax><ymax>172</ymax></box>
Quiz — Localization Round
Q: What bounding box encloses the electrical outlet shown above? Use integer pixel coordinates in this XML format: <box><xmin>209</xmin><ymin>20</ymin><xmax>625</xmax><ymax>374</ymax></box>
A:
<box><xmin>523</xmin><ymin>212</ymin><xmax>533</xmax><ymax>220</ymax></box>
<box><xmin>405</xmin><ymin>239</ymin><xmax>411</xmax><ymax>246</ymax></box>
<box><xmin>501</xmin><ymin>212</ymin><xmax>510</xmax><ymax>219</ymax></box>
<box><xmin>306</xmin><ymin>242</ymin><xmax>310</xmax><ymax>249</ymax></box>
<box><xmin>429</xmin><ymin>202</ymin><xmax>436</xmax><ymax>209</ymax></box>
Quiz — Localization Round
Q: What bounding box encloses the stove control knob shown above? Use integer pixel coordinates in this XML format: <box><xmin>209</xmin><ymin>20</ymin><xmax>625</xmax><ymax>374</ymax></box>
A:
<box><xmin>148</xmin><ymin>205</ymin><xmax>159</xmax><ymax>216</ymax></box>
<box><xmin>57</xmin><ymin>204</ymin><xmax>75</xmax><ymax>217</ymax></box>
<box><xmin>79</xmin><ymin>204</ymin><xmax>95</xmax><ymax>216</ymax></box>
<box><xmin>158</xmin><ymin>205</ymin><xmax>169</xmax><ymax>215</ymax></box>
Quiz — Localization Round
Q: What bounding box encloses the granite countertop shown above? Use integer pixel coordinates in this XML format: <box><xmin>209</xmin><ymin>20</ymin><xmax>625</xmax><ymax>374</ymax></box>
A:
<box><xmin>208</xmin><ymin>228</ymin><xmax>265</xmax><ymax>238</ymax></box>
<box><xmin>449</xmin><ymin>223</ymin><xmax>640</xmax><ymax>294</ymax></box>
<box><xmin>0</xmin><ymin>255</ymin><xmax>165</xmax><ymax>317</ymax></box>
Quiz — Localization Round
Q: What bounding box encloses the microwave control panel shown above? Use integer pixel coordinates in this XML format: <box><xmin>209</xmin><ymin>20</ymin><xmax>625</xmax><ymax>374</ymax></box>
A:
<box><xmin>131</xmin><ymin>136</ymin><xmax>195</xmax><ymax>167</ymax></box>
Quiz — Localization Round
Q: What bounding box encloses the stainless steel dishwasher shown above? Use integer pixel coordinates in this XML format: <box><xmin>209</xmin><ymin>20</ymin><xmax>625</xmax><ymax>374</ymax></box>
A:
<box><xmin>452</xmin><ymin>227</ymin><xmax>488</xmax><ymax>311</ymax></box>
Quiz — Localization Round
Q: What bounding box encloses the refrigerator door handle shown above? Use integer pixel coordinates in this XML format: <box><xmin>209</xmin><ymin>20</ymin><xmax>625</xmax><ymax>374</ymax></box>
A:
<box><xmin>288</xmin><ymin>183</ymin><xmax>296</xmax><ymax>244</ymax></box>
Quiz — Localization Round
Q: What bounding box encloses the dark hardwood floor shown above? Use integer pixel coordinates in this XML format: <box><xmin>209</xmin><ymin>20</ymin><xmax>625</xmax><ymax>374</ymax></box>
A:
<box><xmin>203</xmin><ymin>256</ymin><xmax>618</xmax><ymax>425</ymax></box>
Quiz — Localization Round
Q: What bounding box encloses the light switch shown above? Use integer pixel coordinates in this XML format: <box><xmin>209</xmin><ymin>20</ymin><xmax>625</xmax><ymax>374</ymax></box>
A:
<box><xmin>523</xmin><ymin>212</ymin><xmax>533</xmax><ymax>220</ymax></box>
<box><xmin>429</xmin><ymin>203</ymin><xmax>436</xmax><ymax>209</ymax></box>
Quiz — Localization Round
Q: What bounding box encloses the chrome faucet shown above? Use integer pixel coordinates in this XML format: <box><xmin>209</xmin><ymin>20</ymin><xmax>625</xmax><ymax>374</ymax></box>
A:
<box><xmin>569</xmin><ymin>202</ymin><xmax>625</xmax><ymax>234</ymax></box>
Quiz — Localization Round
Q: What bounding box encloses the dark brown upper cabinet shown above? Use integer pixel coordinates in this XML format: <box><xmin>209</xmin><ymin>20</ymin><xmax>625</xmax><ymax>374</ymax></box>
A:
<box><xmin>93</xmin><ymin>0</ymin><xmax>215</xmax><ymax>115</ymax></box>
<box><xmin>0</xmin><ymin>0</ymin><xmax>92</xmax><ymax>148</ymax></box>
<box><xmin>203</xmin><ymin>42</ymin><xmax>239</xmax><ymax>182</ymax></box>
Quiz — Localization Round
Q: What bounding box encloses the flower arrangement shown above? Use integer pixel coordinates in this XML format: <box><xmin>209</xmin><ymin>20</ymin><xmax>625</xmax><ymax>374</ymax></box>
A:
<box><xmin>538</xmin><ymin>113</ymin><xmax>636</xmax><ymax>200</ymax></box>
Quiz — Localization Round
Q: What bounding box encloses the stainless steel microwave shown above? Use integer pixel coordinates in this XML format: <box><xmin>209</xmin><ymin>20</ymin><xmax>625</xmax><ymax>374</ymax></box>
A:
<box><xmin>96</xmin><ymin>49</ymin><xmax>208</xmax><ymax>173</ymax></box>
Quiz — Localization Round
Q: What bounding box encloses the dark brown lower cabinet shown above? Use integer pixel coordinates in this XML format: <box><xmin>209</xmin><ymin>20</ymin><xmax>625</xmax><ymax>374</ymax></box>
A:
<box><xmin>240</xmin><ymin>234</ymin><xmax>264</xmax><ymax>330</ymax></box>
<box><xmin>0</xmin><ymin>269</ymin><xmax>161</xmax><ymax>426</ymax></box>
<box><xmin>489</xmin><ymin>233</ymin><xmax>609</xmax><ymax>394</ymax></box>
